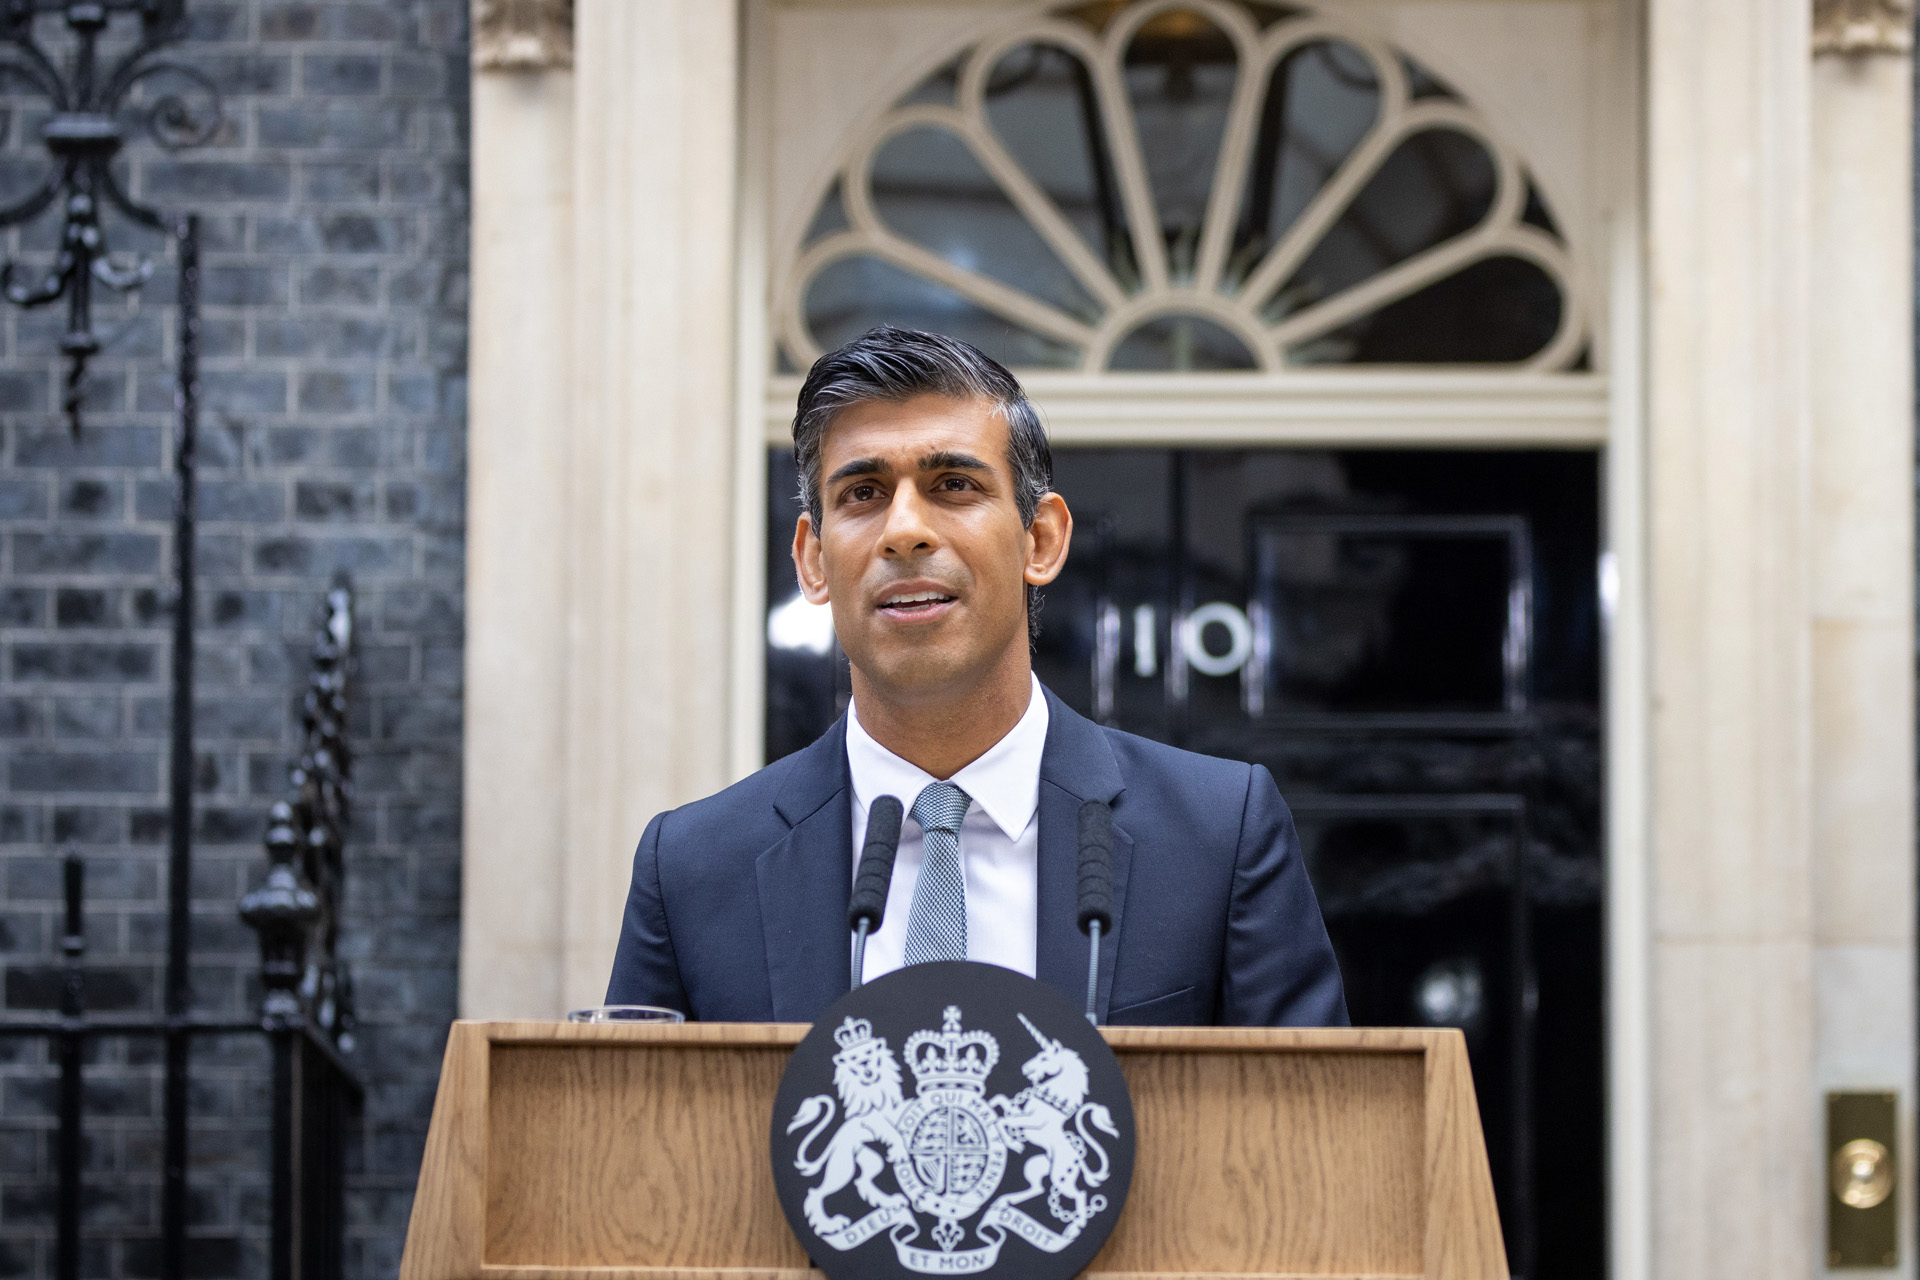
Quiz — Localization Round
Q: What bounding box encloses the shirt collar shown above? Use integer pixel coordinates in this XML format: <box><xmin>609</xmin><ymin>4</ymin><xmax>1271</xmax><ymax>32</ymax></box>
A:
<box><xmin>846</xmin><ymin>674</ymin><xmax>1049</xmax><ymax>841</ymax></box>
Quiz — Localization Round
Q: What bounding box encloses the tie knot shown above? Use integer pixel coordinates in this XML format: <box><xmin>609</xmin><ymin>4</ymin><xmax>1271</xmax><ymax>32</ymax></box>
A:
<box><xmin>911</xmin><ymin>781</ymin><xmax>971</xmax><ymax>835</ymax></box>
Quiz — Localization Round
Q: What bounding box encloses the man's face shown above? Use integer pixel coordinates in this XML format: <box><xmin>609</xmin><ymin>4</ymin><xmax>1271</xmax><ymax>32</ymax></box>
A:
<box><xmin>792</xmin><ymin>394</ymin><xmax>1071</xmax><ymax>705</ymax></box>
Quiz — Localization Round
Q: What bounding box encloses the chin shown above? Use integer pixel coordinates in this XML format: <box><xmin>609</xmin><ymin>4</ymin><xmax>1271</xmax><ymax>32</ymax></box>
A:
<box><xmin>861</xmin><ymin>648</ymin><xmax>981</xmax><ymax>701</ymax></box>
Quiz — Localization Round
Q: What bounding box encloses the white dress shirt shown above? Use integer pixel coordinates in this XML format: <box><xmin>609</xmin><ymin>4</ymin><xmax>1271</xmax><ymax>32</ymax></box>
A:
<box><xmin>847</xmin><ymin>673</ymin><xmax>1049</xmax><ymax>983</ymax></box>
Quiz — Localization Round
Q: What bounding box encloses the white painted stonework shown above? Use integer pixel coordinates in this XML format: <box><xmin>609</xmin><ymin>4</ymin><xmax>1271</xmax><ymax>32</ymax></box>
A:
<box><xmin>1646</xmin><ymin>3</ymin><xmax>1817</xmax><ymax>1275</ymax></box>
<box><xmin>464</xmin><ymin>65</ymin><xmax>574</xmax><ymax>1018</ymax></box>
<box><xmin>1810</xmin><ymin>39</ymin><xmax>1916</xmax><ymax>1279</ymax></box>
<box><xmin>463</xmin><ymin>0</ymin><xmax>739</xmax><ymax>1016</ymax></box>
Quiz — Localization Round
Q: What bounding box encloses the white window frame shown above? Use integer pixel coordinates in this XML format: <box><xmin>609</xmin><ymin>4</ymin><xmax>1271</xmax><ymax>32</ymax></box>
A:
<box><xmin>772</xmin><ymin>0</ymin><xmax>1592</xmax><ymax>375</ymax></box>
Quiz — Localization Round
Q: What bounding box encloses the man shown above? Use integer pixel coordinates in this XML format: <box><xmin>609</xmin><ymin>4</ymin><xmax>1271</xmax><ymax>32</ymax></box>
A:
<box><xmin>607</xmin><ymin>327</ymin><xmax>1346</xmax><ymax>1026</ymax></box>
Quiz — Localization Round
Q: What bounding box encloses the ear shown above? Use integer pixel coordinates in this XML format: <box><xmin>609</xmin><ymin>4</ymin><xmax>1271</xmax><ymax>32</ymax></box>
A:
<box><xmin>1022</xmin><ymin>491</ymin><xmax>1073</xmax><ymax>587</ymax></box>
<box><xmin>793</xmin><ymin>510</ymin><xmax>832</xmax><ymax>605</ymax></box>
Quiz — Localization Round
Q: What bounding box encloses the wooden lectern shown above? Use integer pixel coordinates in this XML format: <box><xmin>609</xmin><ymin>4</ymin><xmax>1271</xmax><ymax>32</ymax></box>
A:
<box><xmin>400</xmin><ymin>1022</ymin><xmax>1507</xmax><ymax>1280</ymax></box>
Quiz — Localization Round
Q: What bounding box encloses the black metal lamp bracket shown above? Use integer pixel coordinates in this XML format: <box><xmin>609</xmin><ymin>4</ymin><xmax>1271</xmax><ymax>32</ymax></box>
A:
<box><xmin>0</xmin><ymin>0</ymin><xmax>220</xmax><ymax>433</ymax></box>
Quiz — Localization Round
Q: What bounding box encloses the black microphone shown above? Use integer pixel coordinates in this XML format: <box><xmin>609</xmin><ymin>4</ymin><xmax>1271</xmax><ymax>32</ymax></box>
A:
<box><xmin>848</xmin><ymin>795</ymin><xmax>904</xmax><ymax>991</ymax></box>
<box><xmin>1077</xmin><ymin>799</ymin><xmax>1114</xmax><ymax>1024</ymax></box>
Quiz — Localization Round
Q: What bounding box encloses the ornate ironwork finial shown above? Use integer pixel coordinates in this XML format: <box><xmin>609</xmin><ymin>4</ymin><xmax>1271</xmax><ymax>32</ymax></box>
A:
<box><xmin>240</xmin><ymin>579</ymin><xmax>356</xmax><ymax>1039</ymax></box>
<box><xmin>239</xmin><ymin>804</ymin><xmax>321</xmax><ymax>1027</ymax></box>
<box><xmin>0</xmin><ymin>0</ymin><xmax>222</xmax><ymax>433</ymax></box>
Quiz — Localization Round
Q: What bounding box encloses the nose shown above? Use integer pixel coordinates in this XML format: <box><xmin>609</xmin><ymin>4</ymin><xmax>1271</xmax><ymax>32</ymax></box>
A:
<box><xmin>879</xmin><ymin>483</ymin><xmax>939</xmax><ymax>559</ymax></box>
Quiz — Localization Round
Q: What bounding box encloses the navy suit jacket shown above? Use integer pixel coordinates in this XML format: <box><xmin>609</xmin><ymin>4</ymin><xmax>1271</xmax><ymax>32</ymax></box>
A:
<box><xmin>606</xmin><ymin>686</ymin><xmax>1348</xmax><ymax>1026</ymax></box>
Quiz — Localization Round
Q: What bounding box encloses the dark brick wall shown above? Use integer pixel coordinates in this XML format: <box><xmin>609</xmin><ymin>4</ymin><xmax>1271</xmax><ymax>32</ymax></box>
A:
<box><xmin>0</xmin><ymin>3</ymin><xmax>468</xmax><ymax>1277</ymax></box>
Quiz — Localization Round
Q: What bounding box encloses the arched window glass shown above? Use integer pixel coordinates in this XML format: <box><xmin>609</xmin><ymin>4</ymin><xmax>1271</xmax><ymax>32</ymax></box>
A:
<box><xmin>778</xmin><ymin>0</ymin><xmax>1585</xmax><ymax>373</ymax></box>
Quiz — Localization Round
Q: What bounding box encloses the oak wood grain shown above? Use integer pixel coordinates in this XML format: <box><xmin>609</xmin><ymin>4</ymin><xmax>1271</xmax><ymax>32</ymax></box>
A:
<box><xmin>1091</xmin><ymin>1048</ymin><xmax>1425</xmax><ymax>1274</ymax></box>
<box><xmin>485</xmin><ymin>1042</ymin><xmax>806</xmax><ymax>1267</ymax></box>
<box><xmin>398</xmin><ymin>1023</ymin><xmax>490</xmax><ymax>1280</ymax></box>
<box><xmin>399</xmin><ymin>1021</ymin><xmax>1507</xmax><ymax>1280</ymax></box>
<box><xmin>1420</xmin><ymin>1032</ymin><xmax>1508</xmax><ymax>1280</ymax></box>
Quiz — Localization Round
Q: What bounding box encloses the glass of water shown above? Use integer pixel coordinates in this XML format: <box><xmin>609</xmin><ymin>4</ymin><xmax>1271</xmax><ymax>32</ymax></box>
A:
<box><xmin>566</xmin><ymin>1004</ymin><xmax>685</xmax><ymax>1025</ymax></box>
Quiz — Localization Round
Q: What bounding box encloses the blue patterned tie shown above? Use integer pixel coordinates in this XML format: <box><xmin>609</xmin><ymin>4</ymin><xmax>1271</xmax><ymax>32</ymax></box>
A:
<box><xmin>904</xmin><ymin>782</ymin><xmax>971</xmax><ymax>965</ymax></box>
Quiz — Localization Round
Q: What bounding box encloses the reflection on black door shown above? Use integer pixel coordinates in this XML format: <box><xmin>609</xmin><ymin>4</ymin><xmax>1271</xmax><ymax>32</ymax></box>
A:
<box><xmin>765</xmin><ymin>447</ymin><xmax>1603</xmax><ymax>1280</ymax></box>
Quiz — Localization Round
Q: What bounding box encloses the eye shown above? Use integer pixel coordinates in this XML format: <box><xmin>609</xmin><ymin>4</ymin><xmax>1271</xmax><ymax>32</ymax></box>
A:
<box><xmin>938</xmin><ymin>475</ymin><xmax>972</xmax><ymax>492</ymax></box>
<box><xmin>845</xmin><ymin>482</ymin><xmax>880</xmax><ymax>503</ymax></box>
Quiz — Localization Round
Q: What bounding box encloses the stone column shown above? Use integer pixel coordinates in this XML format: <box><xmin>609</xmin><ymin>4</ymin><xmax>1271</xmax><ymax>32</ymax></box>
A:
<box><xmin>462</xmin><ymin>0</ymin><xmax>739</xmax><ymax>1016</ymax></box>
<box><xmin>462</xmin><ymin>0</ymin><xmax>576</xmax><ymax>1018</ymax></box>
<box><xmin>562</xmin><ymin>0</ymin><xmax>740</xmax><ymax>1008</ymax></box>
<box><xmin>1646</xmin><ymin>1</ymin><xmax>1817</xmax><ymax>1276</ymax></box>
<box><xmin>1810</xmin><ymin>0</ymin><xmax>1916</xmax><ymax>1273</ymax></box>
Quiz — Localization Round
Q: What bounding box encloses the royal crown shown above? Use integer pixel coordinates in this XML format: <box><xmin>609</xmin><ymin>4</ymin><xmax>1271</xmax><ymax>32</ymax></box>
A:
<box><xmin>904</xmin><ymin>1005</ymin><xmax>998</xmax><ymax>1093</ymax></box>
<box><xmin>833</xmin><ymin>1016</ymin><xmax>875</xmax><ymax>1051</ymax></box>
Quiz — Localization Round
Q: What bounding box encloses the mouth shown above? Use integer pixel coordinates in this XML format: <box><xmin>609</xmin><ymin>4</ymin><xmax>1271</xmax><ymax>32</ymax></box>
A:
<box><xmin>875</xmin><ymin>587</ymin><xmax>959</xmax><ymax>621</ymax></box>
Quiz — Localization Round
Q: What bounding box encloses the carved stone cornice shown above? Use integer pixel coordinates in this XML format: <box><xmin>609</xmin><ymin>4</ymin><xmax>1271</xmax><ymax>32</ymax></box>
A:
<box><xmin>1814</xmin><ymin>0</ymin><xmax>1914</xmax><ymax>55</ymax></box>
<box><xmin>474</xmin><ymin>0</ymin><xmax>574</xmax><ymax>70</ymax></box>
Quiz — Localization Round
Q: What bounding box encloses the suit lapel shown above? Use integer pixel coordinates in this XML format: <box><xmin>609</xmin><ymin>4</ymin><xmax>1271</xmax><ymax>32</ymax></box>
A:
<box><xmin>1033</xmin><ymin>688</ymin><xmax>1131</xmax><ymax>1020</ymax></box>
<box><xmin>756</xmin><ymin>718</ymin><xmax>854</xmax><ymax>1022</ymax></box>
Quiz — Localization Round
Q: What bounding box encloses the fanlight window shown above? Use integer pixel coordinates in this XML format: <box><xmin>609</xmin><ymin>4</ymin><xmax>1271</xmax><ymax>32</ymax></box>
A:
<box><xmin>777</xmin><ymin>0</ymin><xmax>1585</xmax><ymax>373</ymax></box>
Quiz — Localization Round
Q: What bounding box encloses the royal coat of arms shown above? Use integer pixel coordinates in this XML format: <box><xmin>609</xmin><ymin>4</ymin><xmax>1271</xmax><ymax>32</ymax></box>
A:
<box><xmin>771</xmin><ymin>964</ymin><xmax>1133</xmax><ymax>1279</ymax></box>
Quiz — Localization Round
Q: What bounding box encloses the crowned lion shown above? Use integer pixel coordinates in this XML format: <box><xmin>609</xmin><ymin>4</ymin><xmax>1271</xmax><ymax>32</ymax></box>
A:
<box><xmin>787</xmin><ymin>1017</ymin><xmax>909</xmax><ymax>1234</ymax></box>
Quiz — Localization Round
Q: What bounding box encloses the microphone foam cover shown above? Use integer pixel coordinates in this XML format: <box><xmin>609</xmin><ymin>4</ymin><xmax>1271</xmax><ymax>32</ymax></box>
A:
<box><xmin>1076</xmin><ymin>799</ymin><xmax>1114</xmax><ymax>934</ymax></box>
<box><xmin>849</xmin><ymin>795</ymin><xmax>905</xmax><ymax>930</ymax></box>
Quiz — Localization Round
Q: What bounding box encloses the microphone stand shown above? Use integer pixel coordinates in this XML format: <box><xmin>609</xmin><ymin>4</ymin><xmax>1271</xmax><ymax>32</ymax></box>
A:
<box><xmin>852</xmin><ymin>918</ymin><xmax>872</xmax><ymax>992</ymax></box>
<box><xmin>1084</xmin><ymin>918</ymin><xmax>1102</xmax><ymax>1024</ymax></box>
<box><xmin>848</xmin><ymin>796</ymin><xmax>904</xmax><ymax>991</ymax></box>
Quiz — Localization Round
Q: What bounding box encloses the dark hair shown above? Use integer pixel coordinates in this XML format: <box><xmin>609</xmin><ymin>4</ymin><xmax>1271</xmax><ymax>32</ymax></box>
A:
<box><xmin>792</xmin><ymin>326</ymin><xmax>1054</xmax><ymax>638</ymax></box>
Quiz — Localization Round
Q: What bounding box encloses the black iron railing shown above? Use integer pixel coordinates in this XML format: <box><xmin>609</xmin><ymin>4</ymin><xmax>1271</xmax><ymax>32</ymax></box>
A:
<box><xmin>0</xmin><ymin>588</ymin><xmax>364</xmax><ymax>1280</ymax></box>
<box><xmin>241</xmin><ymin>582</ymin><xmax>362</xmax><ymax>1280</ymax></box>
<box><xmin>0</xmin><ymin>10</ymin><xmax>362</xmax><ymax>1277</ymax></box>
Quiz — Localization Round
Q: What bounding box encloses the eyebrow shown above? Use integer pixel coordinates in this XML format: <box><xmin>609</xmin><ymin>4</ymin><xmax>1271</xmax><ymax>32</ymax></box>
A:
<box><xmin>919</xmin><ymin>450</ymin><xmax>991</xmax><ymax>473</ymax></box>
<box><xmin>825</xmin><ymin>451</ymin><xmax>993</xmax><ymax>486</ymax></box>
<box><xmin>826</xmin><ymin>457</ymin><xmax>884</xmax><ymax>485</ymax></box>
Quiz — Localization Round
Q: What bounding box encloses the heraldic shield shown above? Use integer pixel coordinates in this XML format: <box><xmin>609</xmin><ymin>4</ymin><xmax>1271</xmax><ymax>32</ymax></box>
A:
<box><xmin>770</xmin><ymin>962</ymin><xmax>1136</xmax><ymax>1280</ymax></box>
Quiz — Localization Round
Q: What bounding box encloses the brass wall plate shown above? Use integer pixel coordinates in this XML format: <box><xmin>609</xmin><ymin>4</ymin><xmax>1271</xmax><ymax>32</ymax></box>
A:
<box><xmin>1828</xmin><ymin>1091</ymin><xmax>1899</xmax><ymax>1268</ymax></box>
